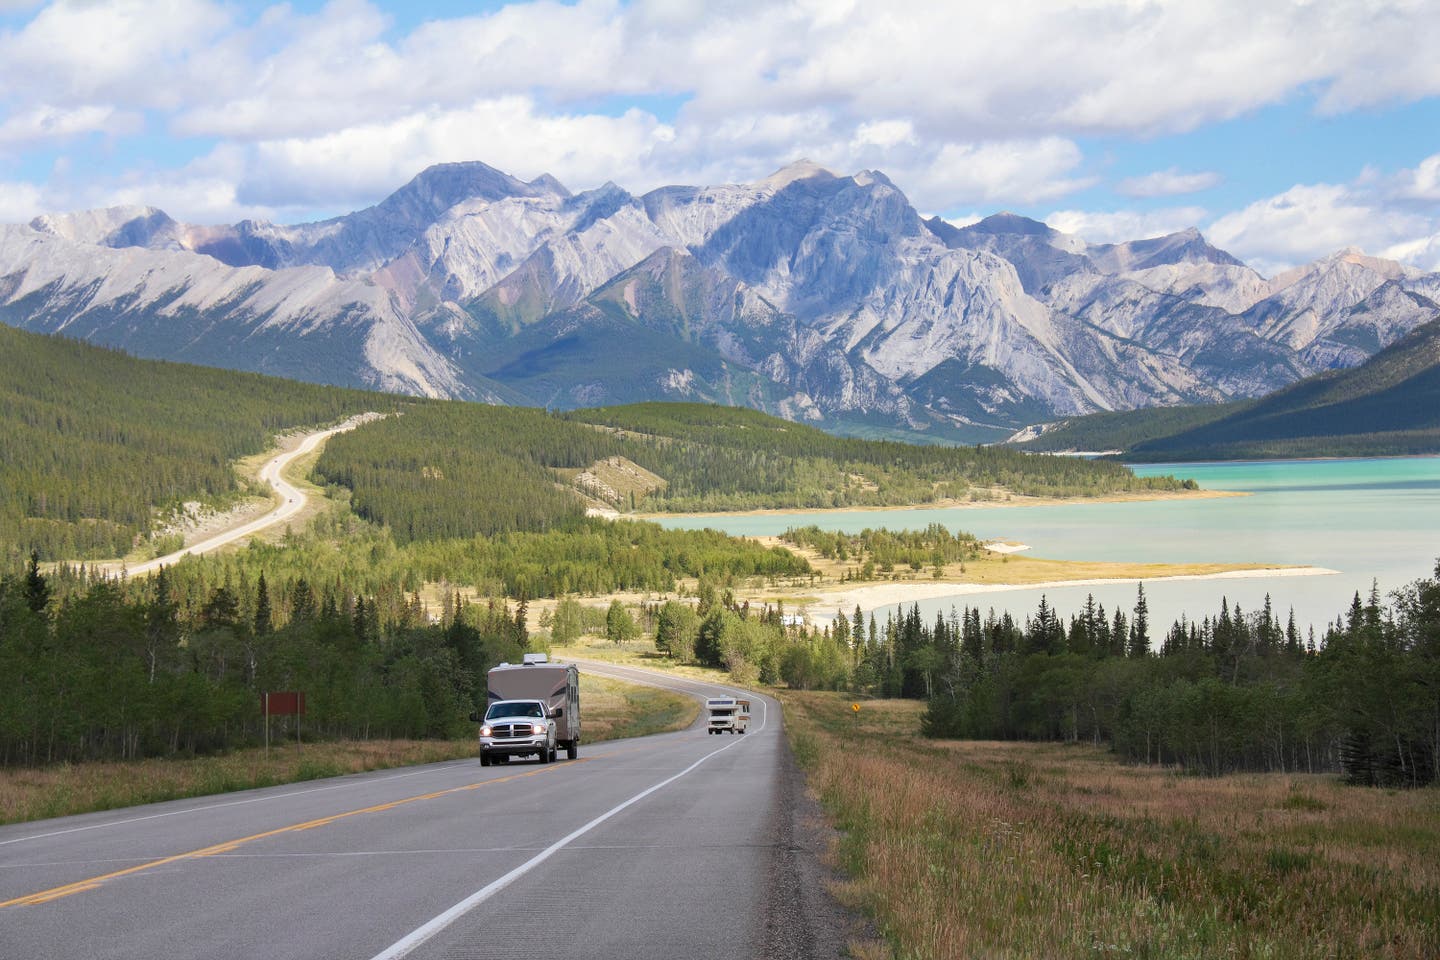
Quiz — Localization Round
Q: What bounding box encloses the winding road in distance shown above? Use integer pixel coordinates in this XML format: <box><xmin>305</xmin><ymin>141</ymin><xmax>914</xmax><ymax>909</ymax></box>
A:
<box><xmin>107</xmin><ymin>414</ymin><xmax>376</xmax><ymax>578</ymax></box>
<box><xmin>0</xmin><ymin>661</ymin><xmax>843</xmax><ymax>959</ymax></box>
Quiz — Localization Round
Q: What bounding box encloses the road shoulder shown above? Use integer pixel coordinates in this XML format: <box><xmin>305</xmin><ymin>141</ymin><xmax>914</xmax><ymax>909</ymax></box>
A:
<box><xmin>760</xmin><ymin>727</ymin><xmax>881</xmax><ymax>960</ymax></box>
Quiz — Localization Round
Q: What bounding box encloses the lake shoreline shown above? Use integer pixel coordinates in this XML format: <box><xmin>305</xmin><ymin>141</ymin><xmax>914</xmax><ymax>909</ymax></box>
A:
<box><xmin>636</xmin><ymin>487</ymin><xmax>1246</xmax><ymax>522</ymax></box>
<box><xmin>790</xmin><ymin>565</ymin><xmax>1338</xmax><ymax>624</ymax></box>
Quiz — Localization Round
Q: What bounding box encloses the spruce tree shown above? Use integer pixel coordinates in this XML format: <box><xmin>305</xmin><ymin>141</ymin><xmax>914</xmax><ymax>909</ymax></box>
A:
<box><xmin>1127</xmin><ymin>583</ymin><xmax>1150</xmax><ymax>658</ymax></box>
<box><xmin>23</xmin><ymin>551</ymin><xmax>49</xmax><ymax>614</ymax></box>
<box><xmin>253</xmin><ymin>573</ymin><xmax>273</xmax><ymax>637</ymax></box>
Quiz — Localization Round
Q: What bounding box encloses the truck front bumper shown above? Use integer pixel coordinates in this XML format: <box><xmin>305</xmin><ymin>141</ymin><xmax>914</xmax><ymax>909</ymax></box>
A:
<box><xmin>480</xmin><ymin>737</ymin><xmax>550</xmax><ymax>757</ymax></box>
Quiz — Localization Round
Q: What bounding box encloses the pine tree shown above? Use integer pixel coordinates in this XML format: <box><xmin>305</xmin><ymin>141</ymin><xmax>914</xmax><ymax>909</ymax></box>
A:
<box><xmin>23</xmin><ymin>550</ymin><xmax>49</xmax><ymax>614</ymax></box>
<box><xmin>1128</xmin><ymin>583</ymin><xmax>1150</xmax><ymax>658</ymax></box>
<box><xmin>291</xmin><ymin>577</ymin><xmax>316</xmax><ymax>624</ymax></box>
<box><xmin>253</xmin><ymin>573</ymin><xmax>273</xmax><ymax>636</ymax></box>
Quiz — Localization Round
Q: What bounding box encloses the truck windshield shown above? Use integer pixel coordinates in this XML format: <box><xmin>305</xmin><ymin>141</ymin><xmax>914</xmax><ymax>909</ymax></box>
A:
<box><xmin>487</xmin><ymin>703</ymin><xmax>544</xmax><ymax>719</ymax></box>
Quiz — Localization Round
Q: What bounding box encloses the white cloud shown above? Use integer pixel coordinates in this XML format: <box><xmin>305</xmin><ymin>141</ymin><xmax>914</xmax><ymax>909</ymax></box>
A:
<box><xmin>1045</xmin><ymin>207</ymin><xmax>1209</xmax><ymax>246</ymax></box>
<box><xmin>6</xmin><ymin>1</ymin><xmax>1440</xmax><ymax>149</ymax></box>
<box><xmin>0</xmin><ymin>104</ymin><xmax>139</xmax><ymax>146</ymax></box>
<box><xmin>1380</xmin><ymin>234</ymin><xmax>1440</xmax><ymax>272</ymax></box>
<box><xmin>917</xmin><ymin>138</ymin><xmax>1095</xmax><ymax>207</ymax></box>
<box><xmin>1116</xmin><ymin>168</ymin><xmax>1222</xmax><ymax>199</ymax></box>
<box><xmin>0</xmin><ymin>0</ymin><xmax>229</xmax><ymax>110</ymax></box>
<box><xmin>0</xmin><ymin>179</ymin><xmax>41</xmax><ymax>220</ymax></box>
<box><xmin>226</xmin><ymin>97</ymin><xmax>677</xmax><ymax>214</ymax></box>
<box><xmin>1050</xmin><ymin>151</ymin><xmax>1440</xmax><ymax>274</ymax></box>
<box><xmin>851</xmin><ymin>120</ymin><xmax>915</xmax><ymax>151</ymax></box>
<box><xmin>1207</xmin><ymin>181</ymin><xmax>1435</xmax><ymax>276</ymax></box>
<box><xmin>0</xmin><ymin>0</ymin><xmax>1434</xmax><ymax>268</ymax></box>
<box><xmin>1391</xmin><ymin>154</ymin><xmax>1440</xmax><ymax>202</ymax></box>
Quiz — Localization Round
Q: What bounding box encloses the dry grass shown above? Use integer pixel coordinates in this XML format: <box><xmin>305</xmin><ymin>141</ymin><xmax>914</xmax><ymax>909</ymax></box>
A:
<box><xmin>552</xmin><ymin>637</ymin><xmax>735</xmax><ymax>685</ymax></box>
<box><xmin>578</xmin><ymin>674</ymin><xmax>699</xmax><ymax>741</ymax></box>
<box><xmin>0</xmin><ymin>672</ymin><xmax>696</xmax><ymax>827</ymax></box>
<box><xmin>782</xmin><ymin>690</ymin><xmax>1440</xmax><ymax>960</ymax></box>
<box><xmin>0</xmin><ymin>740</ymin><xmax>476</xmax><ymax>826</ymax></box>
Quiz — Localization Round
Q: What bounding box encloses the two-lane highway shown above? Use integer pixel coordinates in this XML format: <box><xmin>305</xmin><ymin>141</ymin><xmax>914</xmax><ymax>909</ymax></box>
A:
<box><xmin>0</xmin><ymin>665</ymin><xmax>794</xmax><ymax>960</ymax></box>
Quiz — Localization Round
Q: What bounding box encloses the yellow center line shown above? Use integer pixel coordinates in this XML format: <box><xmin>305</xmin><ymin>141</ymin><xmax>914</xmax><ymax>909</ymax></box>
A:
<box><xmin>1</xmin><ymin>759</ymin><xmax>592</xmax><ymax>909</ymax></box>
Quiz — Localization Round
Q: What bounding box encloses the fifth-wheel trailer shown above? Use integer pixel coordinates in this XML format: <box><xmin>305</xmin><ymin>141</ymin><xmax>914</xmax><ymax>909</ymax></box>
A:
<box><xmin>481</xmin><ymin>654</ymin><xmax>581</xmax><ymax>761</ymax></box>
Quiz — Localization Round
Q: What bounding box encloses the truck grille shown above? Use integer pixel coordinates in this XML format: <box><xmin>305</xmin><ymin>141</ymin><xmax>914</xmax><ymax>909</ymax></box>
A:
<box><xmin>491</xmin><ymin>723</ymin><xmax>535</xmax><ymax>738</ymax></box>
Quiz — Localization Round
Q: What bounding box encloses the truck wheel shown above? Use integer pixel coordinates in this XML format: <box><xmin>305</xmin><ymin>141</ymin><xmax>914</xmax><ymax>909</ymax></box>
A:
<box><xmin>480</xmin><ymin>754</ymin><xmax>490</xmax><ymax>767</ymax></box>
<box><xmin>537</xmin><ymin>747</ymin><xmax>549</xmax><ymax>764</ymax></box>
<box><xmin>566</xmin><ymin>740</ymin><xmax>578</xmax><ymax>760</ymax></box>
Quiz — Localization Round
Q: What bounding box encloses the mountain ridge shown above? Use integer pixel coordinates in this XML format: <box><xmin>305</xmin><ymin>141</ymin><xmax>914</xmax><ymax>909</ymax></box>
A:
<box><xmin>3</xmin><ymin>160</ymin><xmax>1438</xmax><ymax>442</ymax></box>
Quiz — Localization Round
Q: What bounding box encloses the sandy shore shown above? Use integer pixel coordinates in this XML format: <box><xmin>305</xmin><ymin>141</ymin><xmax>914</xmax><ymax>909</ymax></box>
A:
<box><xmin>796</xmin><ymin>565</ymin><xmax>1338</xmax><ymax>624</ymax></box>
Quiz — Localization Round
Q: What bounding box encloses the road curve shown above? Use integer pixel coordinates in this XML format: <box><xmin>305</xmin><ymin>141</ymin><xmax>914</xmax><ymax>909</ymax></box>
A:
<box><xmin>0</xmin><ymin>662</ymin><xmax>845</xmax><ymax>960</ymax></box>
<box><xmin>114</xmin><ymin>414</ymin><xmax>377</xmax><ymax>578</ymax></box>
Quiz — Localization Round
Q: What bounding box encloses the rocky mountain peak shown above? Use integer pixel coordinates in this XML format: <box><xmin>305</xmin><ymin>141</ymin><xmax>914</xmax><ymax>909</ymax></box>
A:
<box><xmin>757</xmin><ymin>159</ymin><xmax>837</xmax><ymax>190</ymax></box>
<box><xmin>1089</xmin><ymin>227</ymin><xmax>1245</xmax><ymax>273</ymax></box>
<box><xmin>963</xmin><ymin>212</ymin><xmax>1058</xmax><ymax>238</ymax></box>
<box><xmin>364</xmin><ymin>160</ymin><xmax>546</xmax><ymax>228</ymax></box>
<box><xmin>526</xmin><ymin>172</ymin><xmax>572</xmax><ymax>198</ymax></box>
<box><xmin>30</xmin><ymin>205</ymin><xmax>179</xmax><ymax>249</ymax></box>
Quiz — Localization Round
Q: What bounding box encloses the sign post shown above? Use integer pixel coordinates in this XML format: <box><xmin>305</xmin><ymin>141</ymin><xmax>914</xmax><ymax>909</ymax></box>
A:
<box><xmin>263</xmin><ymin>692</ymin><xmax>306</xmax><ymax>757</ymax></box>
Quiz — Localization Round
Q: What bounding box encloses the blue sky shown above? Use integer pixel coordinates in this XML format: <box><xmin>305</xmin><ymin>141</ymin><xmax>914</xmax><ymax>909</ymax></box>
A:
<box><xmin>0</xmin><ymin>0</ymin><xmax>1438</xmax><ymax>274</ymax></box>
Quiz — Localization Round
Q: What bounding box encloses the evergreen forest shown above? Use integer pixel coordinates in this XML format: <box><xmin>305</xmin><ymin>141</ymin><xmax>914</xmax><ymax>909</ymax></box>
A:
<box><xmin>7</xmin><ymin>547</ymin><xmax>1435</xmax><ymax>788</ymax></box>
<box><xmin>0</xmin><ymin>324</ymin><xmax>392</xmax><ymax>565</ymax></box>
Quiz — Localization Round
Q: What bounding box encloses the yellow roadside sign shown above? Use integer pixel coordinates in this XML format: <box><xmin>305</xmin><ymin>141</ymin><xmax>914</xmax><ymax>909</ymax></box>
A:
<box><xmin>851</xmin><ymin>703</ymin><xmax>861</xmax><ymax>712</ymax></box>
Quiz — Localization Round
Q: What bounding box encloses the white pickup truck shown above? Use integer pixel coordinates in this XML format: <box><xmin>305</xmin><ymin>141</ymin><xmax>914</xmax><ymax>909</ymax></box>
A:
<box><xmin>705</xmin><ymin>697</ymin><xmax>750</xmax><ymax>735</ymax></box>
<box><xmin>476</xmin><ymin>698</ymin><xmax>557</xmax><ymax>766</ymax></box>
<box><xmin>472</xmin><ymin>654</ymin><xmax>581</xmax><ymax>765</ymax></box>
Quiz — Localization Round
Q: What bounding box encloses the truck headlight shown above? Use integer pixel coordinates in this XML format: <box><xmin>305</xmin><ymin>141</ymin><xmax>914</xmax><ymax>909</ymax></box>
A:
<box><xmin>531</xmin><ymin>723</ymin><xmax>546</xmax><ymax>735</ymax></box>
<box><xmin>479</xmin><ymin>725</ymin><xmax>492</xmax><ymax>737</ymax></box>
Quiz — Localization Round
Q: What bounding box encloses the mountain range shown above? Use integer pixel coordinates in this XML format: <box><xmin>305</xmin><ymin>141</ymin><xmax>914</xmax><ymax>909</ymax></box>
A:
<box><xmin>3</xmin><ymin>159</ymin><xmax>1438</xmax><ymax>442</ymax></box>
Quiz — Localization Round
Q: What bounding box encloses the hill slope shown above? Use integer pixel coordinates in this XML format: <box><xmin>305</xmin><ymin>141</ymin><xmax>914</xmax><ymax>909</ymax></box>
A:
<box><xmin>1017</xmin><ymin>313</ymin><xmax>1440</xmax><ymax>460</ymax></box>
<box><xmin>0</xmin><ymin>324</ymin><xmax>390</xmax><ymax>564</ymax></box>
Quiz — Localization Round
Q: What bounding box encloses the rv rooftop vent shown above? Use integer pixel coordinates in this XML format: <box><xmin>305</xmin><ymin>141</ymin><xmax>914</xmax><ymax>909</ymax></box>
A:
<box><xmin>522</xmin><ymin>653</ymin><xmax>550</xmax><ymax>665</ymax></box>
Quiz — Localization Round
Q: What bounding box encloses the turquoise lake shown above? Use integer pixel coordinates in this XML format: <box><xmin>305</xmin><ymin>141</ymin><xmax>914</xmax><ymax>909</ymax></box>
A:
<box><xmin>651</xmin><ymin>457</ymin><xmax>1440</xmax><ymax>635</ymax></box>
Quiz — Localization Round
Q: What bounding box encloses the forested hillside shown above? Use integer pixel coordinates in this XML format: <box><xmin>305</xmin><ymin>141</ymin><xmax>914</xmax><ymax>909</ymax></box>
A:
<box><xmin>3</xmin><ymin>326</ymin><xmax>1190</xmax><ymax>569</ymax></box>
<box><xmin>0</xmin><ymin>325</ymin><xmax>392</xmax><ymax>564</ymax></box>
<box><xmin>566</xmin><ymin>403</ymin><xmax>1188</xmax><ymax>507</ymax></box>
<box><xmin>310</xmin><ymin>400</ymin><xmax>1192</xmax><ymax>544</ymax></box>
<box><xmin>1018</xmin><ymin>314</ymin><xmax>1440</xmax><ymax>460</ymax></box>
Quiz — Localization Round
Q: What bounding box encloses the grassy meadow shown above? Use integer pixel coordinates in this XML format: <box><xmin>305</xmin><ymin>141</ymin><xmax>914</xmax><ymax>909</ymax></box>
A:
<box><xmin>0</xmin><ymin>673</ymin><xmax>695</xmax><ymax>826</ymax></box>
<box><xmin>782</xmin><ymin>691</ymin><xmax>1440</xmax><ymax>960</ymax></box>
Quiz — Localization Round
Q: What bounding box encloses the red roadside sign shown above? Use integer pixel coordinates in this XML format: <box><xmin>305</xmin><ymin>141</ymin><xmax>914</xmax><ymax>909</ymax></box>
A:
<box><xmin>263</xmin><ymin>692</ymin><xmax>306</xmax><ymax>716</ymax></box>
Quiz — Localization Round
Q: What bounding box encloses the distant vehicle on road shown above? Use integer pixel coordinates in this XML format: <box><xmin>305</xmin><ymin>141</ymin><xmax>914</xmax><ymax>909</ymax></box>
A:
<box><xmin>706</xmin><ymin>697</ymin><xmax>750</xmax><ymax>735</ymax></box>
<box><xmin>473</xmin><ymin>655</ymin><xmax>581</xmax><ymax>764</ymax></box>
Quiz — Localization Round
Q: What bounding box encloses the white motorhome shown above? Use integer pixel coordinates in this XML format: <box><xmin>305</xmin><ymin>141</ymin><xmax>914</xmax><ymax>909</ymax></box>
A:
<box><xmin>475</xmin><ymin>654</ymin><xmax>581</xmax><ymax>764</ymax></box>
<box><xmin>705</xmin><ymin>697</ymin><xmax>750</xmax><ymax>735</ymax></box>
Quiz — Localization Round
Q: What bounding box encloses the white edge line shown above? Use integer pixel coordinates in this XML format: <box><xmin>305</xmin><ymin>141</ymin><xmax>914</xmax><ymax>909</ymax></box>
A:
<box><xmin>371</xmin><ymin>705</ymin><xmax>767</xmax><ymax>960</ymax></box>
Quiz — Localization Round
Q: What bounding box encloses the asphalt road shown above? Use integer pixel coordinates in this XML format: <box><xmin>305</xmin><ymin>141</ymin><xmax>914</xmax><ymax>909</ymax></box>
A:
<box><xmin>0</xmin><ymin>662</ymin><xmax>835</xmax><ymax>960</ymax></box>
<box><xmin>109</xmin><ymin>415</ymin><xmax>375</xmax><ymax>578</ymax></box>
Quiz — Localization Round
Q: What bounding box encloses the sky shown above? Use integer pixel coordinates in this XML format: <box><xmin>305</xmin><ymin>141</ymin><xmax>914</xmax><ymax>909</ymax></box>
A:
<box><xmin>0</xmin><ymin>0</ymin><xmax>1438</xmax><ymax>276</ymax></box>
